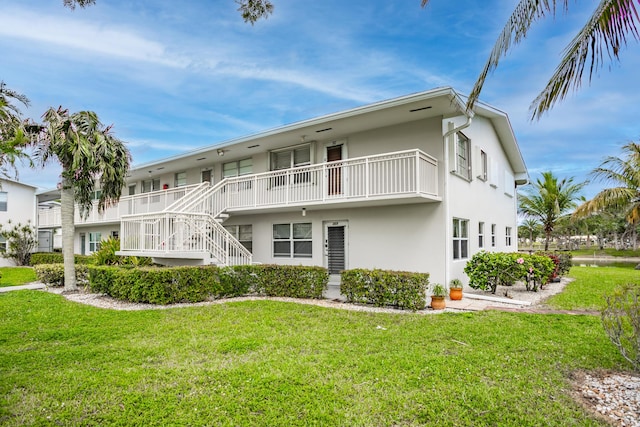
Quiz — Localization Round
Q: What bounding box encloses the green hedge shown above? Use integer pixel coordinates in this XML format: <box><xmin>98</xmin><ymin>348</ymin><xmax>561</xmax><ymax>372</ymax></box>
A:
<box><xmin>88</xmin><ymin>264</ymin><xmax>329</xmax><ymax>305</ymax></box>
<box><xmin>464</xmin><ymin>252</ymin><xmax>556</xmax><ymax>293</ymax></box>
<box><xmin>340</xmin><ymin>269</ymin><xmax>429</xmax><ymax>311</ymax></box>
<box><xmin>30</xmin><ymin>253</ymin><xmax>94</xmax><ymax>266</ymax></box>
<box><xmin>34</xmin><ymin>264</ymin><xmax>90</xmax><ymax>287</ymax></box>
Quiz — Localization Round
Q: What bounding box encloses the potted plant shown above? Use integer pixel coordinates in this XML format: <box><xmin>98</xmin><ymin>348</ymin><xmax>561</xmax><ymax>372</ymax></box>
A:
<box><xmin>449</xmin><ymin>278</ymin><xmax>463</xmax><ymax>300</ymax></box>
<box><xmin>430</xmin><ymin>283</ymin><xmax>446</xmax><ymax>310</ymax></box>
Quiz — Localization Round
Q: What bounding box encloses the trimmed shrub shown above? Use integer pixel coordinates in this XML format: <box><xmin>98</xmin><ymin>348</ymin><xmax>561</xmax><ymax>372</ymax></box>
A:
<box><xmin>88</xmin><ymin>264</ymin><xmax>328</xmax><ymax>304</ymax></box>
<box><xmin>535</xmin><ymin>251</ymin><xmax>572</xmax><ymax>277</ymax></box>
<box><xmin>34</xmin><ymin>264</ymin><xmax>89</xmax><ymax>287</ymax></box>
<box><xmin>30</xmin><ymin>253</ymin><xmax>94</xmax><ymax>266</ymax></box>
<box><xmin>92</xmin><ymin>237</ymin><xmax>152</xmax><ymax>267</ymax></box>
<box><xmin>464</xmin><ymin>251</ymin><xmax>555</xmax><ymax>293</ymax></box>
<box><xmin>253</xmin><ymin>265</ymin><xmax>328</xmax><ymax>299</ymax></box>
<box><xmin>88</xmin><ymin>266</ymin><xmax>222</xmax><ymax>304</ymax></box>
<box><xmin>340</xmin><ymin>269</ymin><xmax>429</xmax><ymax>311</ymax></box>
<box><xmin>601</xmin><ymin>283</ymin><xmax>640</xmax><ymax>372</ymax></box>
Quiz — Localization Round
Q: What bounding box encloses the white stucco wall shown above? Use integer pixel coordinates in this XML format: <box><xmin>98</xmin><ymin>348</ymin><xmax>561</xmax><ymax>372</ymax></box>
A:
<box><xmin>0</xmin><ymin>180</ymin><xmax>37</xmax><ymax>266</ymax></box>
<box><xmin>444</xmin><ymin>116</ymin><xmax>521</xmax><ymax>285</ymax></box>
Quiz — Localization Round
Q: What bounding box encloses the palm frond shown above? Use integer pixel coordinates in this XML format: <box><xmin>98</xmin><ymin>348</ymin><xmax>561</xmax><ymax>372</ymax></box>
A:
<box><xmin>530</xmin><ymin>0</ymin><xmax>640</xmax><ymax>119</ymax></box>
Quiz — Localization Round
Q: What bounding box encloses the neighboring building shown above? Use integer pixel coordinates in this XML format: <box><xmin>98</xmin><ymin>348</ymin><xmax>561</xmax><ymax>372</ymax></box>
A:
<box><xmin>0</xmin><ymin>178</ymin><xmax>38</xmax><ymax>267</ymax></box>
<box><xmin>36</xmin><ymin>87</ymin><xmax>528</xmax><ymax>286</ymax></box>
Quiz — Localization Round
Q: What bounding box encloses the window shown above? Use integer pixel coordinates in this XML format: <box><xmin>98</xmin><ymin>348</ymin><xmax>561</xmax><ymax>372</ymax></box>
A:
<box><xmin>273</xmin><ymin>223</ymin><xmax>312</xmax><ymax>258</ymax></box>
<box><xmin>92</xmin><ymin>190</ymin><xmax>102</xmax><ymax>200</ymax></box>
<box><xmin>111</xmin><ymin>230</ymin><xmax>119</xmax><ymax>240</ymax></box>
<box><xmin>175</xmin><ymin>172</ymin><xmax>187</xmax><ymax>187</ymax></box>
<box><xmin>0</xmin><ymin>236</ymin><xmax>6</xmax><ymax>252</ymax></box>
<box><xmin>223</xmin><ymin>158</ymin><xmax>253</xmax><ymax>178</ymax></box>
<box><xmin>89</xmin><ymin>232</ymin><xmax>102</xmax><ymax>252</ymax></box>
<box><xmin>478</xmin><ymin>222</ymin><xmax>485</xmax><ymax>248</ymax></box>
<box><xmin>506</xmin><ymin>227</ymin><xmax>512</xmax><ymax>246</ymax></box>
<box><xmin>201</xmin><ymin>169</ymin><xmax>212</xmax><ymax>183</ymax></box>
<box><xmin>128</xmin><ymin>185</ymin><xmax>136</xmax><ymax>196</ymax></box>
<box><xmin>479</xmin><ymin>150</ymin><xmax>488</xmax><ymax>181</ymax></box>
<box><xmin>453</xmin><ymin>132</ymin><xmax>471</xmax><ymax>180</ymax></box>
<box><xmin>491</xmin><ymin>224</ymin><xmax>496</xmax><ymax>247</ymax></box>
<box><xmin>142</xmin><ymin>179</ymin><xmax>160</xmax><ymax>193</ymax></box>
<box><xmin>270</xmin><ymin>144</ymin><xmax>311</xmax><ymax>185</ymax></box>
<box><xmin>0</xmin><ymin>192</ymin><xmax>7</xmax><ymax>211</ymax></box>
<box><xmin>453</xmin><ymin>218</ymin><xmax>469</xmax><ymax>260</ymax></box>
<box><xmin>224</xmin><ymin>224</ymin><xmax>253</xmax><ymax>252</ymax></box>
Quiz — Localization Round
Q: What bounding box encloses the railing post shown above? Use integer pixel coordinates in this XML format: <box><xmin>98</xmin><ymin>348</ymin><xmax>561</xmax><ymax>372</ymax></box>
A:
<box><xmin>365</xmin><ymin>157</ymin><xmax>370</xmax><ymax>198</ymax></box>
<box><xmin>415</xmin><ymin>150</ymin><xmax>420</xmax><ymax>194</ymax></box>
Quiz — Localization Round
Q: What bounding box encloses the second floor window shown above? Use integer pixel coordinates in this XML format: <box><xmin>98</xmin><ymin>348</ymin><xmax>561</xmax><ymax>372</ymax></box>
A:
<box><xmin>0</xmin><ymin>192</ymin><xmax>7</xmax><ymax>211</ymax></box>
<box><xmin>142</xmin><ymin>179</ymin><xmax>160</xmax><ymax>193</ymax></box>
<box><xmin>454</xmin><ymin>132</ymin><xmax>471</xmax><ymax>180</ymax></box>
<box><xmin>223</xmin><ymin>158</ymin><xmax>253</xmax><ymax>178</ymax></box>
<box><xmin>175</xmin><ymin>172</ymin><xmax>187</xmax><ymax>187</ymax></box>
<box><xmin>270</xmin><ymin>144</ymin><xmax>311</xmax><ymax>171</ymax></box>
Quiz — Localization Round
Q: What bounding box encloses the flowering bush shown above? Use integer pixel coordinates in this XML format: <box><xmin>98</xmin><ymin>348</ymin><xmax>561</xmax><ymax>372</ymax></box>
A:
<box><xmin>464</xmin><ymin>251</ymin><xmax>555</xmax><ymax>294</ymax></box>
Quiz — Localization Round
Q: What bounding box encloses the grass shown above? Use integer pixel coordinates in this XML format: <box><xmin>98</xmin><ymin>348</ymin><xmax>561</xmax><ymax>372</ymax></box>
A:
<box><xmin>0</xmin><ymin>289</ymin><xmax>628</xmax><ymax>426</ymax></box>
<box><xmin>546</xmin><ymin>266</ymin><xmax>640</xmax><ymax>311</ymax></box>
<box><xmin>0</xmin><ymin>267</ymin><xmax>36</xmax><ymax>287</ymax></box>
<box><xmin>571</xmin><ymin>248</ymin><xmax>640</xmax><ymax>258</ymax></box>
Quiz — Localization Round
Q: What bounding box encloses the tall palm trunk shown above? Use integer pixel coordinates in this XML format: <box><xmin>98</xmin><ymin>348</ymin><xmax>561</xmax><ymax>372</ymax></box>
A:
<box><xmin>61</xmin><ymin>177</ymin><xmax>77</xmax><ymax>292</ymax></box>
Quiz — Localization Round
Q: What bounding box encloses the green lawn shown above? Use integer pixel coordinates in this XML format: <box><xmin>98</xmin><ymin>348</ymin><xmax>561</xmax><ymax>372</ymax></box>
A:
<box><xmin>0</xmin><ymin>289</ymin><xmax>627</xmax><ymax>426</ymax></box>
<box><xmin>0</xmin><ymin>267</ymin><xmax>37</xmax><ymax>287</ymax></box>
<box><xmin>571</xmin><ymin>248</ymin><xmax>640</xmax><ymax>258</ymax></box>
<box><xmin>546</xmin><ymin>266</ymin><xmax>640</xmax><ymax>311</ymax></box>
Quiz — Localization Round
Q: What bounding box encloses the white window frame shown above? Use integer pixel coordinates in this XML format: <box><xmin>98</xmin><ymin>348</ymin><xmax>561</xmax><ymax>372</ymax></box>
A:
<box><xmin>0</xmin><ymin>191</ymin><xmax>7</xmax><ymax>212</ymax></box>
<box><xmin>142</xmin><ymin>179</ymin><xmax>160</xmax><ymax>193</ymax></box>
<box><xmin>478</xmin><ymin>222</ymin><xmax>485</xmax><ymax>248</ymax></box>
<box><xmin>506</xmin><ymin>226</ymin><xmax>512</xmax><ymax>246</ymax></box>
<box><xmin>273</xmin><ymin>223</ymin><xmax>312</xmax><ymax>258</ymax></box>
<box><xmin>451</xmin><ymin>132</ymin><xmax>471</xmax><ymax>180</ymax></box>
<box><xmin>175</xmin><ymin>172</ymin><xmax>187</xmax><ymax>187</ymax></box>
<box><xmin>224</xmin><ymin>224</ymin><xmax>253</xmax><ymax>253</ymax></box>
<box><xmin>453</xmin><ymin>218</ymin><xmax>469</xmax><ymax>260</ymax></box>
<box><xmin>491</xmin><ymin>224</ymin><xmax>496</xmax><ymax>247</ymax></box>
<box><xmin>223</xmin><ymin>158</ymin><xmax>253</xmax><ymax>178</ymax></box>
<box><xmin>89</xmin><ymin>232</ymin><xmax>102</xmax><ymax>253</ymax></box>
<box><xmin>478</xmin><ymin>150</ymin><xmax>488</xmax><ymax>181</ymax></box>
<box><xmin>0</xmin><ymin>236</ymin><xmax>6</xmax><ymax>252</ymax></box>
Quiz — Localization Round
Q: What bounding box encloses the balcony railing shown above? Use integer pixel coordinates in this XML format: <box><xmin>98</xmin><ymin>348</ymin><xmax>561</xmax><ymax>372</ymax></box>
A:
<box><xmin>37</xmin><ymin>184</ymin><xmax>204</xmax><ymax>228</ymax></box>
<box><xmin>182</xmin><ymin>149</ymin><xmax>439</xmax><ymax>216</ymax></box>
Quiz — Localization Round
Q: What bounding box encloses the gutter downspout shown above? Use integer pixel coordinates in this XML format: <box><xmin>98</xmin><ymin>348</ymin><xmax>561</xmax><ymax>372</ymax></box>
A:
<box><xmin>443</xmin><ymin>113</ymin><xmax>473</xmax><ymax>290</ymax></box>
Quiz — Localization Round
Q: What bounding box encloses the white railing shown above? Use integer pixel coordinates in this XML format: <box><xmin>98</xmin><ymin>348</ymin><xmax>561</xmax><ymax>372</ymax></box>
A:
<box><xmin>119</xmin><ymin>211</ymin><xmax>252</xmax><ymax>266</ymax></box>
<box><xmin>119</xmin><ymin>149</ymin><xmax>438</xmax><ymax>266</ymax></box>
<box><xmin>179</xmin><ymin>149</ymin><xmax>438</xmax><ymax>216</ymax></box>
<box><xmin>37</xmin><ymin>184</ymin><xmax>203</xmax><ymax>228</ymax></box>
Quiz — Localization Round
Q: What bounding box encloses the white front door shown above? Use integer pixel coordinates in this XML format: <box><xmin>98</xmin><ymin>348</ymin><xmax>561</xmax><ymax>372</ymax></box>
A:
<box><xmin>324</xmin><ymin>220</ymin><xmax>348</xmax><ymax>275</ymax></box>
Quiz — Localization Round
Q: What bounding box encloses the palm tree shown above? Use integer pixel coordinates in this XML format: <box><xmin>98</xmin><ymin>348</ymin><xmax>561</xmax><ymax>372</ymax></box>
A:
<box><xmin>518</xmin><ymin>218</ymin><xmax>540</xmax><ymax>249</ymax></box>
<box><xmin>574</xmin><ymin>141</ymin><xmax>640</xmax><ymax>234</ymax></box>
<box><xmin>63</xmin><ymin>0</ymin><xmax>274</xmax><ymax>24</ymax></box>
<box><xmin>0</xmin><ymin>82</ymin><xmax>32</xmax><ymax>179</ymax></box>
<box><xmin>33</xmin><ymin>107</ymin><xmax>131</xmax><ymax>292</ymax></box>
<box><xmin>421</xmin><ymin>0</ymin><xmax>640</xmax><ymax>120</ymax></box>
<box><xmin>519</xmin><ymin>171</ymin><xmax>585</xmax><ymax>250</ymax></box>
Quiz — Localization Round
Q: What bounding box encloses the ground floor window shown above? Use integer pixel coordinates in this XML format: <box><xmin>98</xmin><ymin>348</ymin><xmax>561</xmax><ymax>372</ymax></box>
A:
<box><xmin>453</xmin><ymin>218</ymin><xmax>469</xmax><ymax>260</ymax></box>
<box><xmin>491</xmin><ymin>224</ymin><xmax>496</xmax><ymax>247</ymax></box>
<box><xmin>506</xmin><ymin>226</ymin><xmax>512</xmax><ymax>246</ymax></box>
<box><xmin>478</xmin><ymin>222</ymin><xmax>485</xmax><ymax>248</ymax></box>
<box><xmin>273</xmin><ymin>223</ymin><xmax>312</xmax><ymax>258</ymax></box>
<box><xmin>224</xmin><ymin>224</ymin><xmax>253</xmax><ymax>253</ymax></box>
<box><xmin>89</xmin><ymin>232</ymin><xmax>102</xmax><ymax>252</ymax></box>
<box><xmin>0</xmin><ymin>236</ymin><xmax>6</xmax><ymax>253</ymax></box>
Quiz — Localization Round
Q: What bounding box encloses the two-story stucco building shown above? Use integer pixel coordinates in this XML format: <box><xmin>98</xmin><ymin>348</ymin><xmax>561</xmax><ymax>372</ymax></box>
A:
<box><xmin>36</xmin><ymin>87</ymin><xmax>528</xmax><ymax>286</ymax></box>
<box><xmin>0</xmin><ymin>178</ymin><xmax>38</xmax><ymax>266</ymax></box>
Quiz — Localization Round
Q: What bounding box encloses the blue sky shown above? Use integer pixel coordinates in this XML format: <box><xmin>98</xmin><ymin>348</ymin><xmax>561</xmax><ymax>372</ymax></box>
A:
<box><xmin>2</xmin><ymin>0</ymin><xmax>639</xmax><ymax>198</ymax></box>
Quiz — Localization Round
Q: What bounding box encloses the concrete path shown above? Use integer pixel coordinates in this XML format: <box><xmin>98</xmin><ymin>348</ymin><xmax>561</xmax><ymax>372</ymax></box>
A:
<box><xmin>0</xmin><ymin>283</ymin><xmax>46</xmax><ymax>293</ymax></box>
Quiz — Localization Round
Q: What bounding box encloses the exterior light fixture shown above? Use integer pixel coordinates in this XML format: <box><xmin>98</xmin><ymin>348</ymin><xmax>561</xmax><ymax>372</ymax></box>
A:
<box><xmin>217</xmin><ymin>149</ymin><xmax>225</xmax><ymax>157</ymax></box>
<box><xmin>301</xmin><ymin>208</ymin><xmax>306</xmax><ymax>217</ymax></box>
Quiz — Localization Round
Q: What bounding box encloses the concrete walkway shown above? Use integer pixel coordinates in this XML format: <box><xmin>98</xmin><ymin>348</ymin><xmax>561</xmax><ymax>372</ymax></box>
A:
<box><xmin>0</xmin><ymin>283</ymin><xmax>46</xmax><ymax>293</ymax></box>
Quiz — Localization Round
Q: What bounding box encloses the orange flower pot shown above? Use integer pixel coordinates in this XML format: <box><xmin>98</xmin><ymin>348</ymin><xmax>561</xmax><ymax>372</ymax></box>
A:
<box><xmin>430</xmin><ymin>296</ymin><xmax>446</xmax><ymax>310</ymax></box>
<box><xmin>449</xmin><ymin>288</ymin><xmax>463</xmax><ymax>301</ymax></box>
